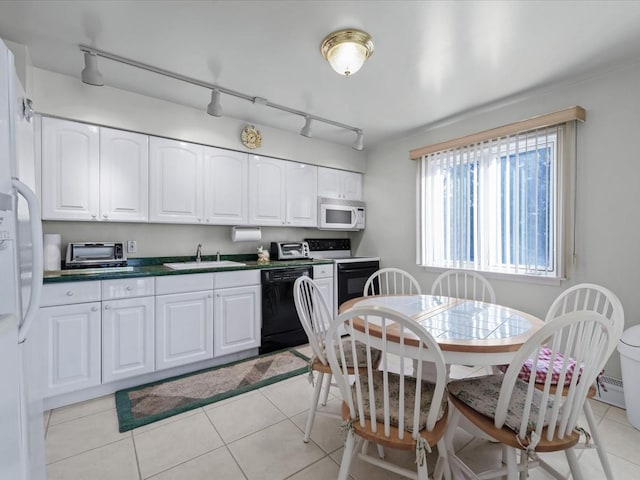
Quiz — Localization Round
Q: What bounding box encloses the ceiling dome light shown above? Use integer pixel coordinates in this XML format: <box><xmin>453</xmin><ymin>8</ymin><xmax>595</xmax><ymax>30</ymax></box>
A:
<box><xmin>321</xmin><ymin>29</ymin><xmax>374</xmax><ymax>76</ymax></box>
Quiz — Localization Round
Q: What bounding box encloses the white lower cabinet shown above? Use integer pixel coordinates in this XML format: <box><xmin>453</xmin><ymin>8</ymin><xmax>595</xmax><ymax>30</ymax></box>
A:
<box><xmin>38</xmin><ymin>281</ymin><xmax>102</xmax><ymax>398</ymax></box>
<box><xmin>155</xmin><ymin>273</ymin><xmax>213</xmax><ymax>370</ymax></box>
<box><xmin>38</xmin><ymin>301</ymin><xmax>102</xmax><ymax>397</ymax></box>
<box><xmin>101</xmin><ymin>278</ymin><xmax>156</xmax><ymax>382</ymax></box>
<box><xmin>213</xmin><ymin>270</ymin><xmax>261</xmax><ymax>357</ymax></box>
<box><xmin>313</xmin><ymin>264</ymin><xmax>335</xmax><ymax>315</ymax></box>
<box><xmin>102</xmin><ymin>296</ymin><xmax>155</xmax><ymax>383</ymax></box>
<box><xmin>155</xmin><ymin>289</ymin><xmax>214</xmax><ymax>370</ymax></box>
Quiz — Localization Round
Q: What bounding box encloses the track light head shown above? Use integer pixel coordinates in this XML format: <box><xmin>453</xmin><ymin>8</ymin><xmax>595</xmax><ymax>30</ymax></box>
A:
<box><xmin>81</xmin><ymin>52</ymin><xmax>104</xmax><ymax>86</ymax></box>
<box><xmin>300</xmin><ymin>116</ymin><xmax>313</xmax><ymax>138</ymax></box>
<box><xmin>353</xmin><ymin>130</ymin><xmax>364</xmax><ymax>151</ymax></box>
<box><xmin>207</xmin><ymin>89</ymin><xmax>222</xmax><ymax>117</ymax></box>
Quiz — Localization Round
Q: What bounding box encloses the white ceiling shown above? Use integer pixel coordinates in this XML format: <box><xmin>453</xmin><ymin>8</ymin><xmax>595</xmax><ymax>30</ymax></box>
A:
<box><xmin>2</xmin><ymin>0</ymin><xmax>640</xmax><ymax>149</ymax></box>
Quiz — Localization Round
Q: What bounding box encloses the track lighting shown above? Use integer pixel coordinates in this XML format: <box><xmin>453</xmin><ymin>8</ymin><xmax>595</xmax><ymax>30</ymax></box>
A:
<box><xmin>207</xmin><ymin>89</ymin><xmax>222</xmax><ymax>117</ymax></box>
<box><xmin>81</xmin><ymin>52</ymin><xmax>104</xmax><ymax>86</ymax></box>
<box><xmin>78</xmin><ymin>45</ymin><xmax>365</xmax><ymax>149</ymax></box>
<box><xmin>353</xmin><ymin>130</ymin><xmax>364</xmax><ymax>151</ymax></box>
<box><xmin>300</xmin><ymin>116</ymin><xmax>312</xmax><ymax>138</ymax></box>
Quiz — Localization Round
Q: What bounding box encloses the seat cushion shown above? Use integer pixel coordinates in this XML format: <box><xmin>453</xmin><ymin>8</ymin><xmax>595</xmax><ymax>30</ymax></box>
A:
<box><xmin>338</xmin><ymin>339</ymin><xmax>382</xmax><ymax>368</ymax></box>
<box><xmin>314</xmin><ymin>338</ymin><xmax>381</xmax><ymax>369</ymax></box>
<box><xmin>351</xmin><ymin>371</ymin><xmax>446</xmax><ymax>433</ymax></box>
<box><xmin>497</xmin><ymin>347</ymin><xmax>580</xmax><ymax>386</ymax></box>
<box><xmin>448</xmin><ymin>374</ymin><xmax>556</xmax><ymax>433</ymax></box>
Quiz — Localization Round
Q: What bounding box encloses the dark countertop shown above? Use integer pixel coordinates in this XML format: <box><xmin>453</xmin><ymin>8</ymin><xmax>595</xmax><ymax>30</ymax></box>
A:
<box><xmin>42</xmin><ymin>255</ymin><xmax>333</xmax><ymax>284</ymax></box>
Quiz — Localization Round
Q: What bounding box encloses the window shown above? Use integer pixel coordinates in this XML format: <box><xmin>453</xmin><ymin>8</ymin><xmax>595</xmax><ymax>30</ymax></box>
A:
<box><xmin>414</xmin><ymin>108</ymin><xmax>583</xmax><ymax>280</ymax></box>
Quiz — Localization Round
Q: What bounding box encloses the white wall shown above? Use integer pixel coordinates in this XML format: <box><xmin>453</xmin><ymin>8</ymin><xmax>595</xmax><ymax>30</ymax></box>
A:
<box><xmin>30</xmin><ymin>66</ymin><xmax>360</xmax><ymax>257</ymax></box>
<box><xmin>30</xmin><ymin>68</ymin><xmax>365</xmax><ymax>172</ymax></box>
<box><xmin>359</xmin><ymin>60</ymin><xmax>640</xmax><ymax>379</ymax></box>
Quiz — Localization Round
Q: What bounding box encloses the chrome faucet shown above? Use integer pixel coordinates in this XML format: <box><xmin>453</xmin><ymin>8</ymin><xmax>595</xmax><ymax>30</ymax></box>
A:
<box><xmin>216</xmin><ymin>250</ymin><xmax>221</xmax><ymax>262</ymax></box>
<box><xmin>195</xmin><ymin>244</ymin><xmax>202</xmax><ymax>263</ymax></box>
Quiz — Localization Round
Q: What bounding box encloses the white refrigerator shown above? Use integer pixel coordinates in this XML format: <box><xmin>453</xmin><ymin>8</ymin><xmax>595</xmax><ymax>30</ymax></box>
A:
<box><xmin>0</xmin><ymin>38</ymin><xmax>46</xmax><ymax>480</ymax></box>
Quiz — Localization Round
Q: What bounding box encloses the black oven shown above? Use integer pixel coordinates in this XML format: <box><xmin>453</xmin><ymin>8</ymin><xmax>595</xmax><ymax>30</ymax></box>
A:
<box><xmin>336</xmin><ymin>260</ymin><xmax>380</xmax><ymax>307</ymax></box>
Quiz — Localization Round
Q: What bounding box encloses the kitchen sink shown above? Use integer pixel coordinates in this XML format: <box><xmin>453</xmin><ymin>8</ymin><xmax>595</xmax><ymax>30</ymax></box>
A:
<box><xmin>163</xmin><ymin>261</ymin><xmax>246</xmax><ymax>270</ymax></box>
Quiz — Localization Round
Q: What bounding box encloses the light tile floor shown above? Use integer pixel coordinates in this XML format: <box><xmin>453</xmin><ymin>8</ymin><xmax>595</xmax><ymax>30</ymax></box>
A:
<box><xmin>44</xmin><ymin>346</ymin><xmax>640</xmax><ymax>479</ymax></box>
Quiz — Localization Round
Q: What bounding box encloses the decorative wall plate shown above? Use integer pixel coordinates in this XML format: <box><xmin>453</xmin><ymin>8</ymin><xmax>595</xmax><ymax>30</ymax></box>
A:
<box><xmin>241</xmin><ymin>125</ymin><xmax>262</xmax><ymax>149</ymax></box>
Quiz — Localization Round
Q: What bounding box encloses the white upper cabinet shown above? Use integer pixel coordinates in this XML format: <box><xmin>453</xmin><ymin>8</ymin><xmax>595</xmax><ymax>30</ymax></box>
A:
<box><xmin>149</xmin><ymin>137</ymin><xmax>204</xmax><ymax>224</ymax></box>
<box><xmin>203</xmin><ymin>146</ymin><xmax>248</xmax><ymax>225</ymax></box>
<box><xmin>248</xmin><ymin>155</ymin><xmax>287</xmax><ymax>226</ymax></box>
<box><xmin>249</xmin><ymin>156</ymin><xmax>317</xmax><ymax>227</ymax></box>
<box><xmin>317</xmin><ymin>166</ymin><xmax>362</xmax><ymax>201</ymax></box>
<box><xmin>41</xmin><ymin>118</ymin><xmax>149</xmax><ymax>222</ymax></box>
<box><xmin>286</xmin><ymin>162</ymin><xmax>317</xmax><ymax>227</ymax></box>
<box><xmin>41</xmin><ymin>117</ymin><xmax>100</xmax><ymax>220</ymax></box>
<box><xmin>100</xmin><ymin>127</ymin><xmax>149</xmax><ymax>222</ymax></box>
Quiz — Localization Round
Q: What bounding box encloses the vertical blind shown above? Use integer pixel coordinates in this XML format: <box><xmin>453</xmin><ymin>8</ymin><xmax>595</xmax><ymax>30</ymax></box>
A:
<box><xmin>417</xmin><ymin>125</ymin><xmax>568</xmax><ymax>278</ymax></box>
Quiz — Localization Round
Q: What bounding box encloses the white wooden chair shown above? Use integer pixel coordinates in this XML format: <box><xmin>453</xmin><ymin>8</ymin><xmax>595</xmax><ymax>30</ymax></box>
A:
<box><xmin>326</xmin><ymin>305</ymin><xmax>452</xmax><ymax>480</ymax></box>
<box><xmin>430</xmin><ymin>269</ymin><xmax>496</xmax><ymax>303</ymax></box>
<box><xmin>294</xmin><ymin>276</ymin><xmax>383</xmax><ymax>445</ymax></box>
<box><xmin>293</xmin><ymin>276</ymin><xmax>339</xmax><ymax>443</ymax></box>
<box><xmin>512</xmin><ymin>284</ymin><xmax>624</xmax><ymax>479</ymax></box>
<box><xmin>446</xmin><ymin>308</ymin><xmax>618</xmax><ymax>480</ymax></box>
<box><xmin>363</xmin><ymin>267</ymin><xmax>422</xmax><ymax>296</ymax></box>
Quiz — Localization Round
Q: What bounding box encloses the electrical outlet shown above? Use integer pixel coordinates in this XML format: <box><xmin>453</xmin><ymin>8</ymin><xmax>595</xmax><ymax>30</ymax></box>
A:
<box><xmin>127</xmin><ymin>240</ymin><xmax>137</xmax><ymax>254</ymax></box>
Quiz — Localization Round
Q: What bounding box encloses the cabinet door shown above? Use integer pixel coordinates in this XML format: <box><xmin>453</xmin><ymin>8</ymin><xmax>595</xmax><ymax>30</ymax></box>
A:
<box><xmin>341</xmin><ymin>170</ymin><xmax>363</xmax><ymax>200</ymax></box>
<box><xmin>248</xmin><ymin>155</ymin><xmax>286</xmax><ymax>226</ymax></box>
<box><xmin>317</xmin><ymin>167</ymin><xmax>362</xmax><ymax>200</ymax></box>
<box><xmin>203</xmin><ymin>146</ymin><xmax>248</xmax><ymax>225</ymax></box>
<box><xmin>314</xmin><ymin>277</ymin><xmax>335</xmax><ymax>318</ymax></box>
<box><xmin>149</xmin><ymin>137</ymin><xmax>204</xmax><ymax>224</ymax></box>
<box><xmin>100</xmin><ymin>127</ymin><xmax>149</xmax><ymax>222</ymax></box>
<box><xmin>38</xmin><ymin>302</ymin><xmax>101</xmax><ymax>397</ymax></box>
<box><xmin>317</xmin><ymin>166</ymin><xmax>342</xmax><ymax>199</ymax></box>
<box><xmin>214</xmin><ymin>285</ymin><xmax>261</xmax><ymax>357</ymax></box>
<box><xmin>102</xmin><ymin>296</ymin><xmax>155</xmax><ymax>383</ymax></box>
<box><xmin>286</xmin><ymin>162</ymin><xmax>317</xmax><ymax>226</ymax></box>
<box><xmin>41</xmin><ymin>118</ymin><xmax>100</xmax><ymax>220</ymax></box>
<box><xmin>155</xmin><ymin>291</ymin><xmax>213</xmax><ymax>370</ymax></box>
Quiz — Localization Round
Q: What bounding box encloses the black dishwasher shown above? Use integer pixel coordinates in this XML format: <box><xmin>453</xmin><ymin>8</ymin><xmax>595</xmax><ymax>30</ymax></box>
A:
<box><xmin>260</xmin><ymin>266</ymin><xmax>312</xmax><ymax>354</ymax></box>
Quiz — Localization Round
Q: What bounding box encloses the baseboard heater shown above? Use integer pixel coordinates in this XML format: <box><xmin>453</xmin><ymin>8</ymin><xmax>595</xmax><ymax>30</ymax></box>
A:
<box><xmin>595</xmin><ymin>375</ymin><xmax>625</xmax><ymax>409</ymax></box>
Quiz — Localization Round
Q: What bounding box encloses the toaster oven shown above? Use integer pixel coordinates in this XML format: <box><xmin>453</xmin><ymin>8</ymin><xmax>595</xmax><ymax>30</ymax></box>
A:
<box><xmin>65</xmin><ymin>242</ymin><xmax>127</xmax><ymax>268</ymax></box>
<box><xmin>270</xmin><ymin>241</ymin><xmax>311</xmax><ymax>260</ymax></box>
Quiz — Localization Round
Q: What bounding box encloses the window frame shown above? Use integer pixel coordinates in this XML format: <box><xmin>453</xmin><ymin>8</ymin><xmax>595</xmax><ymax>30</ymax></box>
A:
<box><xmin>415</xmin><ymin>112</ymin><xmax>580</xmax><ymax>285</ymax></box>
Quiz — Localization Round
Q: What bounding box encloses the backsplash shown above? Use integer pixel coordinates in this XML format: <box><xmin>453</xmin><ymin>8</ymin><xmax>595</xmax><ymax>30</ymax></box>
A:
<box><xmin>43</xmin><ymin>221</ymin><xmax>349</xmax><ymax>258</ymax></box>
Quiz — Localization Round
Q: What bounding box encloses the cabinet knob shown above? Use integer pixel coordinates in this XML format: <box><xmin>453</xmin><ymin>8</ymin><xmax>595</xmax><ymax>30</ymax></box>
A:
<box><xmin>198</xmin><ymin>218</ymin><xmax>202</xmax><ymax>222</ymax></box>
<box><xmin>208</xmin><ymin>294</ymin><xmax>213</xmax><ymax>298</ymax></box>
<box><xmin>104</xmin><ymin>305</ymin><xmax>111</xmax><ymax>310</ymax></box>
<box><xmin>126</xmin><ymin>286</ymin><xmax>132</xmax><ymax>291</ymax></box>
<box><xmin>91</xmin><ymin>306</ymin><xmax>98</xmax><ymax>312</ymax></box>
<box><xmin>66</xmin><ymin>291</ymin><xmax>74</xmax><ymax>296</ymax></box>
<box><xmin>91</xmin><ymin>214</ymin><xmax>97</xmax><ymax>220</ymax></box>
<box><xmin>103</xmin><ymin>214</ymin><xmax>108</xmax><ymax>219</ymax></box>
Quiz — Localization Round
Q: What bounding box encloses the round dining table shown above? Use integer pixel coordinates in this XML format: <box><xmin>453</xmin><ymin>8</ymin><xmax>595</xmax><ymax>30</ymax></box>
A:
<box><xmin>339</xmin><ymin>294</ymin><xmax>545</xmax><ymax>367</ymax></box>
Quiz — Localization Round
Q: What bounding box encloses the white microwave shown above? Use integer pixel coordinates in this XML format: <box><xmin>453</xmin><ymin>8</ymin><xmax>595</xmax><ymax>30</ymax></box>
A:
<box><xmin>318</xmin><ymin>197</ymin><xmax>365</xmax><ymax>231</ymax></box>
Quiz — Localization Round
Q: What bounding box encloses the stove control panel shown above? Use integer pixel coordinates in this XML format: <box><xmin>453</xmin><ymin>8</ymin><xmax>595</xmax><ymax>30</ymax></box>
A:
<box><xmin>305</xmin><ymin>238</ymin><xmax>351</xmax><ymax>252</ymax></box>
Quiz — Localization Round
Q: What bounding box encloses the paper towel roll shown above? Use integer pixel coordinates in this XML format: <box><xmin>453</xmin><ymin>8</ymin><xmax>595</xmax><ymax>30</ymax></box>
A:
<box><xmin>232</xmin><ymin>226</ymin><xmax>262</xmax><ymax>242</ymax></box>
<box><xmin>43</xmin><ymin>233</ymin><xmax>61</xmax><ymax>271</ymax></box>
